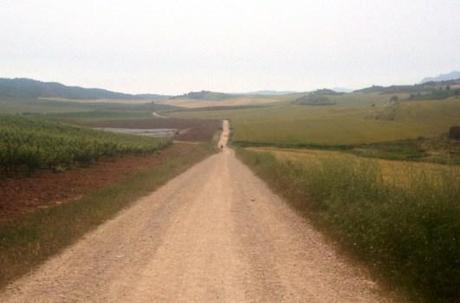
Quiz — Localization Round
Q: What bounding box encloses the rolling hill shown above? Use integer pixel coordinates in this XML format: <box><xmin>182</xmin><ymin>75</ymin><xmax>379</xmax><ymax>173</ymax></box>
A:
<box><xmin>170</xmin><ymin>90</ymin><xmax>241</xmax><ymax>101</ymax></box>
<box><xmin>354</xmin><ymin>79</ymin><xmax>460</xmax><ymax>95</ymax></box>
<box><xmin>0</xmin><ymin>78</ymin><xmax>169</xmax><ymax>101</ymax></box>
<box><xmin>421</xmin><ymin>71</ymin><xmax>460</xmax><ymax>83</ymax></box>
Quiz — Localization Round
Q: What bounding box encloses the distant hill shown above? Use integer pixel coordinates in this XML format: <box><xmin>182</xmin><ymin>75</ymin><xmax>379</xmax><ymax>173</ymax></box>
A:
<box><xmin>293</xmin><ymin>94</ymin><xmax>336</xmax><ymax>106</ymax></box>
<box><xmin>0</xmin><ymin>78</ymin><xmax>169</xmax><ymax>100</ymax></box>
<box><xmin>310</xmin><ymin>88</ymin><xmax>343</xmax><ymax>95</ymax></box>
<box><xmin>170</xmin><ymin>90</ymin><xmax>241</xmax><ymax>101</ymax></box>
<box><xmin>421</xmin><ymin>71</ymin><xmax>460</xmax><ymax>83</ymax></box>
<box><xmin>135</xmin><ymin>94</ymin><xmax>171</xmax><ymax>101</ymax></box>
<box><xmin>246</xmin><ymin>90</ymin><xmax>297</xmax><ymax>96</ymax></box>
<box><xmin>353</xmin><ymin>85</ymin><xmax>409</xmax><ymax>94</ymax></box>
<box><xmin>332</xmin><ymin>87</ymin><xmax>353</xmax><ymax>93</ymax></box>
<box><xmin>354</xmin><ymin>79</ymin><xmax>460</xmax><ymax>95</ymax></box>
<box><xmin>170</xmin><ymin>90</ymin><xmax>299</xmax><ymax>100</ymax></box>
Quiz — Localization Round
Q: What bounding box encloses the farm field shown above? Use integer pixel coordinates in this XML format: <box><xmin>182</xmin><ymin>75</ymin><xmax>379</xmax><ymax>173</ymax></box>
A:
<box><xmin>0</xmin><ymin>143</ymin><xmax>206</xmax><ymax>223</ymax></box>
<box><xmin>0</xmin><ymin>97</ymin><xmax>101</xmax><ymax>114</ymax></box>
<box><xmin>38</xmin><ymin>97</ymin><xmax>156</xmax><ymax>104</ymax></box>
<box><xmin>83</xmin><ymin>117</ymin><xmax>221</xmax><ymax>142</ymax></box>
<box><xmin>248</xmin><ymin>147</ymin><xmax>460</xmax><ymax>186</ymax></box>
<box><xmin>0</xmin><ymin>115</ymin><xmax>169</xmax><ymax>174</ymax></box>
<box><xmin>156</xmin><ymin>95</ymin><xmax>288</xmax><ymax>108</ymax></box>
<box><xmin>0</xmin><ymin>95</ymin><xmax>175</xmax><ymax>118</ymax></box>
<box><xmin>45</xmin><ymin>110</ymin><xmax>156</xmax><ymax>122</ymax></box>
<box><xmin>173</xmin><ymin>95</ymin><xmax>460</xmax><ymax>146</ymax></box>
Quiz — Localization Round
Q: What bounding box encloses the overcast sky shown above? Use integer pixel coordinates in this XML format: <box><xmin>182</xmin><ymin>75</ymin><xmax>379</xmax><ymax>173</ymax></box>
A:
<box><xmin>1</xmin><ymin>0</ymin><xmax>459</xmax><ymax>94</ymax></box>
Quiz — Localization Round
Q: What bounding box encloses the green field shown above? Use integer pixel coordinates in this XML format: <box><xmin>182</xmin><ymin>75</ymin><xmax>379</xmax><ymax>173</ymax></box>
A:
<box><xmin>0</xmin><ymin>115</ymin><xmax>169</xmax><ymax>174</ymax></box>
<box><xmin>238</xmin><ymin>148</ymin><xmax>460</xmax><ymax>303</ymax></box>
<box><xmin>44</xmin><ymin>110</ymin><xmax>155</xmax><ymax>122</ymax></box>
<box><xmin>173</xmin><ymin>94</ymin><xmax>460</xmax><ymax>146</ymax></box>
<box><xmin>0</xmin><ymin>97</ymin><xmax>101</xmax><ymax>114</ymax></box>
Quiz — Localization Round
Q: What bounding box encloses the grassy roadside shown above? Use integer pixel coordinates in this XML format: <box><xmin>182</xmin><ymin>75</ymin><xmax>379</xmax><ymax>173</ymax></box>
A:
<box><xmin>233</xmin><ymin>135</ymin><xmax>460</xmax><ymax>166</ymax></box>
<box><xmin>237</xmin><ymin>148</ymin><xmax>460</xmax><ymax>303</ymax></box>
<box><xmin>0</xmin><ymin>143</ymin><xmax>215</xmax><ymax>289</ymax></box>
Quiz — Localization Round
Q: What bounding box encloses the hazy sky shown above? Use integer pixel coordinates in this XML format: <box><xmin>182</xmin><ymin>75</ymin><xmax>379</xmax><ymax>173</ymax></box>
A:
<box><xmin>1</xmin><ymin>0</ymin><xmax>459</xmax><ymax>94</ymax></box>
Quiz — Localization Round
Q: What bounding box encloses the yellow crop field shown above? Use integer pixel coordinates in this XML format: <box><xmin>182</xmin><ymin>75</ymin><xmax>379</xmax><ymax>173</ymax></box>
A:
<box><xmin>249</xmin><ymin>147</ymin><xmax>460</xmax><ymax>187</ymax></box>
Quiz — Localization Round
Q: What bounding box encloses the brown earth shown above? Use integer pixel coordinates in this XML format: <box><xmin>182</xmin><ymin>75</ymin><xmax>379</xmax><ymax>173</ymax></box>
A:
<box><xmin>83</xmin><ymin>118</ymin><xmax>221</xmax><ymax>142</ymax></box>
<box><xmin>0</xmin><ymin>144</ymin><xmax>196</xmax><ymax>224</ymax></box>
<box><xmin>0</xmin><ymin>121</ymin><xmax>393</xmax><ymax>302</ymax></box>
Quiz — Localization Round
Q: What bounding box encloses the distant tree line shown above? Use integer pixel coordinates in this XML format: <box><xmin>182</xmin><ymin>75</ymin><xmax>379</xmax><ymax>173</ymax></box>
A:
<box><xmin>293</xmin><ymin>95</ymin><xmax>336</xmax><ymax>106</ymax></box>
<box><xmin>409</xmin><ymin>86</ymin><xmax>460</xmax><ymax>100</ymax></box>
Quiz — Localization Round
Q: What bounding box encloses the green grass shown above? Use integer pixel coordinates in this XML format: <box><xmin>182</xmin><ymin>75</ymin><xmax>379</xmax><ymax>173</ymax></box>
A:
<box><xmin>237</xmin><ymin>148</ymin><xmax>460</xmax><ymax>303</ymax></box>
<box><xmin>0</xmin><ymin>114</ymin><xmax>169</xmax><ymax>174</ymax></box>
<box><xmin>0</xmin><ymin>97</ymin><xmax>102</xmax><ymax>114</ymax></box>
<box><xmin>0</xmin><ymin>96</ymin><xmax>164</xmax><ymax>115</ymax></box>
<box><xmin>350</xmin><ymin>137</ymin><xmax>460</xmax><ymax>165</ymax></box>
<box><xmin>0</xmin><ymin>143</ymin><xmax>215</xmax><ymax>289</ymax></box>
<box><xmin>173</xmin><ymin>95</ymin><xmax>460</xmax><ymax>147</ymax></box>
<box><xmin>44</xmin><ymin>110</ymin><xmax>154</xmax><ymax>122</ymax></box>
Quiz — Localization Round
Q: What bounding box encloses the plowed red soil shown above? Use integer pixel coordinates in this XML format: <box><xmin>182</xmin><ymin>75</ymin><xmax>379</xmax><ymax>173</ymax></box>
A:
<box><xmin>0</xmin><ymin>144</ymin><xmax>193</xmax><ymax>224</ymax></box>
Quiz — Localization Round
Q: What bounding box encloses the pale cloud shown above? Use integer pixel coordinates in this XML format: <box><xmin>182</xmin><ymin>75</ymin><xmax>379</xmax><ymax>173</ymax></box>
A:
<box><xmin>1</xmin><ymin>0</ymin><xmax>459</xmax><ymax>94</ymax></box>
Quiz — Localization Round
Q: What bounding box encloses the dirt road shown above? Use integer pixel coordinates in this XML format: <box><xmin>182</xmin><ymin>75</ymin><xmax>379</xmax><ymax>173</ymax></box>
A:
<box><xmin>0</xmin><ymin>120</ymin><xmax>390</xmax><ymax>302</ymax></box>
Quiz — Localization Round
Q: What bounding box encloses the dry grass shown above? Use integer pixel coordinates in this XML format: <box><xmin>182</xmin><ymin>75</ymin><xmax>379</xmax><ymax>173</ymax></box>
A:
<box><xmin>249</xmin><ymin>147</ymin><xmax>460</xmax><ymax>187</ymax></box>
<box><xmin>157</xmin><ymin>96</ymin><xmax>285</xmax><ymax>108</ymax></box>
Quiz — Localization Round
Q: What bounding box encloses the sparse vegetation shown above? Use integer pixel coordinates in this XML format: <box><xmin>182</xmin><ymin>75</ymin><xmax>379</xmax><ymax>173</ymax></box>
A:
<box><xmin>237</xmin><ymin>148</ymin><xmax>460</xmax><ymax>303</ymax></box>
